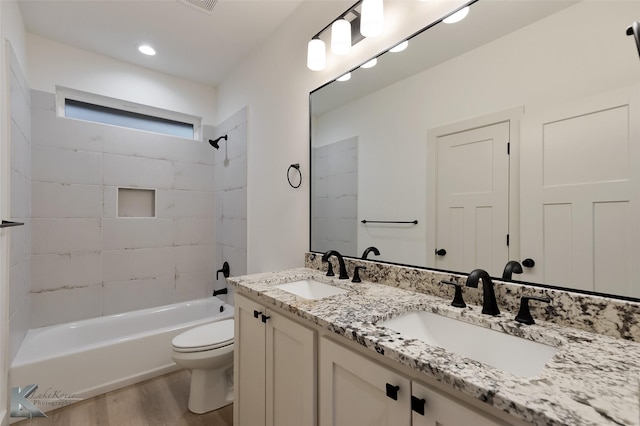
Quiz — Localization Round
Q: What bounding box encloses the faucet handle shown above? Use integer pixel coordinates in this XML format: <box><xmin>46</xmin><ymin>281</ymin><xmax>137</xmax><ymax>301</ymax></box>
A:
<box><xmin>515</xmin><ymin>295</ymin><xmax>551</xmax><ymax>325</ymax></box>
<box><xmin>352</xmin><ymin>266</ymin><xmax>366</xmax><ymax>283</ymax></box>
<box><xmin>440</xmin><ymin>281</ymin><xmax>466</xmax><ymax>308</ymax></box>
<box><xmin>325</xmin><ymin>261</ymin><xmax>335</xmax><ymax>277</ymax></box>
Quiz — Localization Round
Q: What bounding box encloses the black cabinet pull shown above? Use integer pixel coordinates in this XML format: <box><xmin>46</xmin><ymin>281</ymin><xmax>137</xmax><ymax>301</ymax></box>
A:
<box><xmin>435</xmin><ymin>248</ymin><xmax>447</xmax><ymax>256</ymax></box>
<box><xmin>261</xmin><ymin>314</ymin><xmax>271</xmax><ymax>323</ymax></box>
<box><xmin>385</xmin><ymin>383</ymin><xmax>400</xmax><ymax>400</ymax></box>
<box><xmin>411</xmin><ymin>396</ymin><xmax>426</xmax><ymax>415</ymax></box>
<box><xmin>253</xmin><ymin>310</ymin><xmax>262</xmax><ymax>319</ymax></box>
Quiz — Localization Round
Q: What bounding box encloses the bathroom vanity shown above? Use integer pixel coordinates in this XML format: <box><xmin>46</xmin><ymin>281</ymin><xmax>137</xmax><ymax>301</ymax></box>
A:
<box><xmin>228</xmin><ymin>262</ymin><xmax>640</xmax><ymax>426</ymax></box>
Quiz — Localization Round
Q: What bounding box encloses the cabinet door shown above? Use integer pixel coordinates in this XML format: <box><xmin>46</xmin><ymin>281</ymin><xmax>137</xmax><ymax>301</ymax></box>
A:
<box><xmin>265</xmin><ymin>309</ymin><xmax>316</xmax><ymax>426</ymax></box>
<box><xmin>319</xmin><ymin>337</ymin><xmax>411</xmax><ymax>426</ymax></box>
<box><xmin>412</xmin><ymin>381</ymin><xmax>508</xmax><ymax>426</ymax></box>
<box><xmin>234</xmin><ymin>294</ymin><xmax>267</xmax><ymax>426</ymax></box>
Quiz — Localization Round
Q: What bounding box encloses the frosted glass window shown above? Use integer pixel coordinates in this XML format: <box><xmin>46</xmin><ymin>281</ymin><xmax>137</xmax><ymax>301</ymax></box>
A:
<box><xmin>118</xmin><ymin>188</ymin><xmax>156</xmax><ymax>218</ymax></box>
<box><xmin>65</xmin><ymin>99</ymin><xmax>194</xmax><ymax>138</ymax></box>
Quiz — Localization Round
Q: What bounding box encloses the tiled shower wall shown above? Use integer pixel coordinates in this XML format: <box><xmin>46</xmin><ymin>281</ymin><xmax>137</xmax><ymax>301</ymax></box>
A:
<box><xmin>211</xmin><ymin>107</ymin><xmax>248</xmax><ymax>306</ymax></box>
<box><xmin>29</xmin><ymin>90</ymin><xmax>220</xmax><ymax>327</ymax></box>
<box><xmin>311</xmin><ymin>137</ymin><xmax>358</xmax><ymax>256</ymax></box>
<box><xmin>8</xmin><ymin>46</ymin><xmax>32</xmax><ymax>361</ymax></box>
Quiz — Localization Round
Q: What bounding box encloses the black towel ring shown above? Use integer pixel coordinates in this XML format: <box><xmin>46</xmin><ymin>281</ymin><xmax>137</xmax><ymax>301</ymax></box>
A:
<box><xmin>287</xmin><ymin>163</ymin><xmax>302</xmax><ymax>188</ymax></box>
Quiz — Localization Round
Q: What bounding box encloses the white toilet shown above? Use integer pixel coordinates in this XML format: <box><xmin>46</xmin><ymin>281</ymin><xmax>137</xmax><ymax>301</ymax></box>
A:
<box><xmin>171</xmin><ymin>319</ymin><xmax>234</xmax><ymax>414</ymax></box>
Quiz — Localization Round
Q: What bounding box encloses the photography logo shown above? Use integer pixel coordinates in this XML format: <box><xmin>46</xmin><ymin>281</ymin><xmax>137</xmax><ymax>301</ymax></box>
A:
<box><xmin>11</xmin><ymin>384</ymin><xmax>83</xmax><ymax>418</ymax></box>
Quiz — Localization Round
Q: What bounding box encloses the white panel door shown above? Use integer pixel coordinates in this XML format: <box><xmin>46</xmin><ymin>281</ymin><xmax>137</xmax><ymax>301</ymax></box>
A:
<box><xmin>520</xmin><ymin>86</ymin><xmax>640</xmax><ymax>297</ymax></box>
<box><xmin>265</xmin><ymin>309</ymin><xmax>316</xmax><ymax>426</ymax></box>
<box><xmin>319</xmin><ymin>337</ymin><xmax>411</xmax><ymax>426</ymax></box>
<box><xmin>435</xmin><ymin>121</ymin><xmax>510</xmax><ymax>277</ymax></box>
<box><xmin>412</xmin><ymin>381</ymin><xmax>508</xmax><ymax>426</ymax></box>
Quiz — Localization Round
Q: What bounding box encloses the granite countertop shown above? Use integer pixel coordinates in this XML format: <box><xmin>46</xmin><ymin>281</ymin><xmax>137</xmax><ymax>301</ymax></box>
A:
<box><xmin>227</xmin><ymin>267</ymin><xmax>640</xmax><ymax>426</ymax></box>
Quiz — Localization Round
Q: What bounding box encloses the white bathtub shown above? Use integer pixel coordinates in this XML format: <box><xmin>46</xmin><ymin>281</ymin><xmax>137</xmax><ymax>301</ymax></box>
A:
<box><xmin>10</xmin><ymin>297</ymin><xmax>233</xmax><ymax>413</ymax></box>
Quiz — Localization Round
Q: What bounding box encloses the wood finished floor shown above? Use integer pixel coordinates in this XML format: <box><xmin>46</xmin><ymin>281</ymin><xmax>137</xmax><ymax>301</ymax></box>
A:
<box><xmin>16</xmin><ymin>370</ymin><xmax>233</xmax><ymax>426</ymax></box>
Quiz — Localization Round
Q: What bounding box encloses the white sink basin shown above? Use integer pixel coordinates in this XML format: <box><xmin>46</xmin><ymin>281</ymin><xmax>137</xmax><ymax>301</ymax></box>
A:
<box><xmin>274</xmin><ymin>279</ymin><xmax>348</xmax><ymax>300</ymax></box>
<box><xmin>378</xmin><ymin>311</ymin><xmax>558</xmax><ymax>378</ymax></box>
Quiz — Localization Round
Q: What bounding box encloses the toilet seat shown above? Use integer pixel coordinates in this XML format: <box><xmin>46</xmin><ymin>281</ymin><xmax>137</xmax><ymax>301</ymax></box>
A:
<box><xmin>172</xmin><ymin>319</ymin><xmax>234</xmax><ymax>353</ymax></box>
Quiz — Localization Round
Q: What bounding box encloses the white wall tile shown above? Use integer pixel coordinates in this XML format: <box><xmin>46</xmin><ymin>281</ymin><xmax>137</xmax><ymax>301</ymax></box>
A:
<box><xmin>102</xmin><ymin>247</ymin><xmax>176</xmax><ymax>283</ymax></box>
<box><xmin>102</xmin><ymin>276</ymin><xmax>175</xmax><ymax>315</ymax></box>
<box><xmin>174</xmin><ymin>161</ymin><xmax>215</xmax><ymax>191</ymax></box>
<box><xmin>175</xmin><ymin>270</ymin><xmax>213</xmax><ymax>302</ymax></box>
<box><xmin>102</xmin><ymin>218</ymin><xmax>174</xmax><ymax>250</ymax></box>
<box><xmin>220</xmin><ymin>188</ymin><xmax>247</xmax><ymax>220</ymax></box>
<box><xmin>102</xmin><ymin>125</ymin><xmax>175</xmax><ymax>160</ymax></box>
<box><xmin>155</xmin><ymin>190</ymin><xmax>175</xmax><ymax>218</ymax></box>
<box><xmin>173</xmin><ymin>139</ymin><xmax>216</xmax><ymax>165</ymax></box>
<box><xmin>214</xmin><ymin>153</ymin><xmax>246</xmax><ymax>191</ymax></box>
<box><xmin>32</xmin><ymin>182</ymin><xmax>102</xmax><ymax>218</ymax></box>
<box><xmin>30</xmin><ymin>284</ymin><xmax>102</xmax><ymax>328</ymax></box>
<box><xmin>174</xmin><ymin>245</ymin><xmax>215</xmax><ymax>275</ymax></box>
<box><xmin>10</xmin><ymin>260</ymin><xmax>30</xmax><ymax>317</ymax></box>
<box><xmin>217</xmin><ymin>218</ymin><xmax>247</xmax><ymax>250</ymax></box>
<box><xmin>173</xmin><ymin>190</ymin><xmax>215</xmax><ymax>218</ymax></box>
<box><xmin>174</xmin><ymin>218</ymin><xmax>215</xmax><ymax>247</ymax></box>
<box><xmin>32</xmin><ymin>218</ymin><xmax>102</xmax><ymax>254</ymax></box>
<box><xmin>31</xmin><ymin>110</ymin><xmax>104</xmax><ymax>152</ymax></box>
<box><xmin>9</xmin><ymin>296</ymin><xmax>31</xmax><ymax>362</ymax></box>
<box><xmin>102</xmin><ymin>186</ymin><xmax>118</xmax><ymax>218</ymax></box>
<box><xmin>31</xmin><ymin>252</ymin><xmax>101</xmax><ymax>292</ymax></box>
<box><xmin>103</xmin><ymin>153</ymin><xmax>174</xmax><ymax>189</ymax></box>
<box><xmin>32</xmin><ymin>145</ymin><xmax>102</xmax><ymax>184</ymax></box>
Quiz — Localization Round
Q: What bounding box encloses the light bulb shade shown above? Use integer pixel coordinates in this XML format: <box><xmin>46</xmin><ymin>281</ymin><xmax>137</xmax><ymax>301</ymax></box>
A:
<box><xmin>360</xmin><ymin>0</ymin><xmax>384</xmax><ymax>37</ymax></box>
<box><xmin>307</xmin><ymin>39</ymin><xmax>326</xmax><ymax>71</ymax></box>
<box><xmin>361</xmin><ymin>57</ymin><xmax>377</xmax><ymax>69</ymax></box>
<box><xmin>390</xmin><ymin>40</ymin><xmax>408</xmax><ymax>53</ymax></box>
<box><xmin>331</xmin><ymin>19</ymin><xmax>352</xmax><ymax>56</ymax></box>
<box><xmin>443</xmin><ymin>6</ymin><xmax>469</xmax><ymax>24</ymax></box>
<box><xmin>337</xmin><ymin>72</ymin><xmax>351</xmax><ymax>82</ymax></box>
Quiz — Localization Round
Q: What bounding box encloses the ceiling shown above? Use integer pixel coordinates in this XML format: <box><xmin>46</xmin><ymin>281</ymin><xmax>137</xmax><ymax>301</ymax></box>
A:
<box><xmin>18</xmin><ymin>0</ymin><xmax>305</xmax><ymax>87</ymax></box>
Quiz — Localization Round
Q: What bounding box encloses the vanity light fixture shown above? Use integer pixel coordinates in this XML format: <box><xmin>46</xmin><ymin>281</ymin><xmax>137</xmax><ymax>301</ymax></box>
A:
<box><xmin>360</xmin><ymin>0</ymin><xmax>384</xmax><ymax>37</ymax></box>
<box><xmin>306</xmin><ymin>0</ymin><xmax>384</xmax><ymax>71</ymax></box>
<box><xmin>307</xmin><ymin>38</ymin><xmax>326</xmax><ymax>71</ymax></box>
<box><xmin>389</xmin><ymin>40</ymin><xmax>408</xmax><ymax>53</ymax></box>
<box><xmin>138</xmin><ymin>44</ymin><xmax>156</xmax><ymax>56</ymax></box>
<box><xmin>360</xmin><ymin>57</ymin><xmax>377</xmax><ymax>69</ymax></box>
<box><xmin>337</xmin><ymin>72</ymin><xmax>351</xmax><ymax>82</ymax></box>
<box><xmin>331</xmin><ymin>19</ymin><xmax>352</xmax><ymax>55</ymax></box>
<box><xmin>443</xmin><ymin>6</ymin><xmax>469</xmax><ymax>24</ymax></box>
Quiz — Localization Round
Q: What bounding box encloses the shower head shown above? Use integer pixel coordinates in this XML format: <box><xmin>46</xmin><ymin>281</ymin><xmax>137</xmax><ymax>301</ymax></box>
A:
<box><xmin>209</xmin><ymin>134</ymin><xmax>228</xmax><ymax>149</ymax></box>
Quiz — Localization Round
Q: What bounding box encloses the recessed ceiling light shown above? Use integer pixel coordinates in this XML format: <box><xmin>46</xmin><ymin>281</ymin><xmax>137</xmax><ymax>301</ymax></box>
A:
<box><xmin>390</xmin><ymin>41</ymin><xmax>408</xmax><ymax>53</ymax></box>
<box><xmin>337</xmin><ymin>72</ymin><xmax>351</xmax><ymax>82</ymax></box>
<box><xmin>443</xmin><ymin>6</ymin><xmax>469</xmax><ymax>24</ymax></box>
<box><xmin>360</xmin><ymin>58</ymin><xmax>378</xmax><ymax>69</ymax></box>
<box><xmin>138</xmin><ymin>45</ymin><xmax>156</xmax><ymax>56</ymax></box>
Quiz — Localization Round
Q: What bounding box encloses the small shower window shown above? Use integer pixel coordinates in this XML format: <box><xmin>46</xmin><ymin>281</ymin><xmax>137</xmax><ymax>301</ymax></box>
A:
<box><xmin>57</xmin><ymin>87</ymin><xmax>201</xmax><ymax>139</ymax></box>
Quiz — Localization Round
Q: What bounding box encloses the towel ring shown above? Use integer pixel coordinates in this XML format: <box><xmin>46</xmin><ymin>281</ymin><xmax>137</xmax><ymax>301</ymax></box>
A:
<box><xmin>287</xmin><ymin>163</ymin><xmax>302</xmax><ymax>188</ymax></box>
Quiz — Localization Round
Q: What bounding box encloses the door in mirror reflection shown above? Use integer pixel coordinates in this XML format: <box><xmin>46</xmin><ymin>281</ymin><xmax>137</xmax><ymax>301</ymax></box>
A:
<box><xmin>435</xmin><ymin>120</ymin><xmax>510</xmax><ymax>277</ymax></box>
<box><xmin>521</xmin><ymin>86</ymin><xmax>640</xmax><ymax>297</ymax></box>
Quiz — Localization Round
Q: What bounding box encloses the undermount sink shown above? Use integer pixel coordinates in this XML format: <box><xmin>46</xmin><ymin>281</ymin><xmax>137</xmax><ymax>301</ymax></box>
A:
<box><xmin>274</xmin><ymin>279</ymin><xmax>348</xmax><ymax>300</ymax></box>
<box><xmin>378</xmin><ymin>311</ymin><xmax>558</xmax><ymax>378</ymax></box>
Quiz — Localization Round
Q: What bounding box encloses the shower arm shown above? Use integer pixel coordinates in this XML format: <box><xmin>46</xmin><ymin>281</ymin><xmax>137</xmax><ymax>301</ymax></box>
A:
<box><xmin>628</xmin><ymin>21</ymin><xmax>640</xmax><ymax>61</ymax></box>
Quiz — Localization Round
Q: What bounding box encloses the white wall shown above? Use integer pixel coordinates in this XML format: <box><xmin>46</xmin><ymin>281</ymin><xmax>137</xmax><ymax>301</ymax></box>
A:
<box><xmin>311</xmin><ymin>1</ymin><xmax>640</xmax><ymax>266</ymax></box>
<box><xmin>27</xmin><ymin>34</ymin><xmax>217</xmax><ymax>126</ymax></box>
<box><xmin>216</xmin><ymin>0</ymin><xmax>467</xmax><ymax>274</ymax></box>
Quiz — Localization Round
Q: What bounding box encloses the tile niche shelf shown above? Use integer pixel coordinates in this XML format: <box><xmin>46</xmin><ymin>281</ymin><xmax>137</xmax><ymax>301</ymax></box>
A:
<box><xmin>117</xmin><ymin>187</ymin><xmax>156</xmax><ymax>218</ymax></box>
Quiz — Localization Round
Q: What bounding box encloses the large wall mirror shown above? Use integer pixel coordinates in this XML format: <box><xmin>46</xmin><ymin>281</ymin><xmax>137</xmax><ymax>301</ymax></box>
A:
<box><xmin>310</xmin><ymin>0</ymin><xmax>640</xmax><ymax>300</ymax></box>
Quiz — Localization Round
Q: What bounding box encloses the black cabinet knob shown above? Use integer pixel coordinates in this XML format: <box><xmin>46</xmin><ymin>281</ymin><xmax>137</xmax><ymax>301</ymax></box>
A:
<box><xmin>522</xmin><ymin>258</ymin><xmax>535</xmax><ymax>268</ymax></box>
<box><xmin>261</xmin><ymin>314</ymin><xmax>271</xmax><ymax>323</ymax></box>
<box><xmin>435</xmin><ymin>248</ymin><xmax>447</xmax><ymax>256</ymax></box>
<box><xmin>253</xmin><ymin>310</ymin><xmax>262</xmax><ymax>319</ymax></box>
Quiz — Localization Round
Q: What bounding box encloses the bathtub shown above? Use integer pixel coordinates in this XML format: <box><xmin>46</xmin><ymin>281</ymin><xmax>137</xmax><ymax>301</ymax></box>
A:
<box><xmin>10</xmin><ymin>297</ymin><xmax>233</xmax><ymax>413</ymax></box>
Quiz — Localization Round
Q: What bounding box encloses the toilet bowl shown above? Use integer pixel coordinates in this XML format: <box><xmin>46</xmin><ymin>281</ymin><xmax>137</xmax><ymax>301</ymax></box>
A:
<box><xmin>172</xmin><ymin>319</ymin><xmax>234</xmax><ymax>414</ymax></box>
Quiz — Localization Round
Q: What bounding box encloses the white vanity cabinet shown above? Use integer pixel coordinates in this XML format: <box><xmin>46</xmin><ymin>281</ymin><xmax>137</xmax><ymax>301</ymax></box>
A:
<box><xmin>234</xmin><ymin>293</ymin><xmax>316</xmax><ymax>426</ymax></box>
<box><xmin>320</xmin><ymin>337</ymin><xmax>510</xmax><ymax>426</ymax></box>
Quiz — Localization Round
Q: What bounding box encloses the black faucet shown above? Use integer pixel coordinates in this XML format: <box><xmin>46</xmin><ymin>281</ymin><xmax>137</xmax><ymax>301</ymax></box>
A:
<box><xmin>501</xmin><ymin>260</ymin><xmax>523</xmax><ymax>281</ymax></box>
<box><xmin>322</xmin><ymin>250</ymin><xmax>349</xmax><ymax>279</ymax></box>
<box><xmin>361</xmin><ymin>246</ymin><xmax>380</xmax><ymax>259</ymax></box>
<box><xmin>465</xmin><ymin>269</ymin><xmax>500</xmax><ymax>316</ymax></box>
